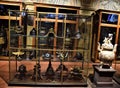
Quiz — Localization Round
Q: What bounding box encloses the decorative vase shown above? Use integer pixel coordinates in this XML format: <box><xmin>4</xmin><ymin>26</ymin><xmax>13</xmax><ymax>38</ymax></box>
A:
<box><xmin>98</xmin><ymin>34</ymin><xmax>117</xmax><ymax>68</ymax></box>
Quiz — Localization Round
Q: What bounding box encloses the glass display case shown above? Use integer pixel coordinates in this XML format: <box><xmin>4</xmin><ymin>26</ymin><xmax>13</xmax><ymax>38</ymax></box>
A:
<box><xmin>8</xmin><ymin>10</ymin><xmax>92</xmax><ymax>87</ymax></box>
<box><xmin>91</xmin><ymin>9</ymin><xmax>120</xmax><ymax>62</ymax></box>
<box><xmin>92</xmin><ymin>9</ymin><xmax>120</xmax><ymax>87</ymax></box>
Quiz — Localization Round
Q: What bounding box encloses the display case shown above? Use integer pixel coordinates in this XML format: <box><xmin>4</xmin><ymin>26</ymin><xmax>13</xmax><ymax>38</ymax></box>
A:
<box><xmin>8</xmin><ymin>9</ymin><xmax>92</xmax><ymax>87</ymax></box>
<box><xmin>91</xmin><ymin>9</ymin><xmax>120</xmax><ymax>87</ymax></box>
<box><xmin>91</xmin><ymin>9</ymin><xmax>120</xmax><ymax>63</ymax></box>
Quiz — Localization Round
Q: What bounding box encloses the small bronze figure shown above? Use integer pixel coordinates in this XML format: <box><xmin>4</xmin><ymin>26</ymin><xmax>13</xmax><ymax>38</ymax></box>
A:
<box><xmin>45</xmin><ymin>59</ymin><xmax>55</xmax><ymax>80</ymax></box>
<box><xmin>32</xmin><ymin>63</ymin><xmax>42</xmax><ymax>81</ymax></box>
<box><xmin>18</xmin><ymin>64</ymin><xmax>27</xmax><ymax>80</ymax></box>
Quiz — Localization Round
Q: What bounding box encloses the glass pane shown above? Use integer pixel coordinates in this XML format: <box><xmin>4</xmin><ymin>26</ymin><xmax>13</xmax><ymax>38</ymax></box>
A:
<box><xmin>57</xmin><ymin>22</ymin><xmax>65</xmax><ymax>49</ymax></box>
<box><xmin>38</xmin><ymin>13</ymin><xmax>56</xmax><ymax>49</ymax></box>
<box><xmin>101</xmin><ymin>13</ymin><xmax>118</xmax><ymax>24</ymax></box>
<box><xmin>99</xmin><ymin>27</ymin><xmax>116</xmax><ymax>45</ymax></box>
<box><xmin>0</xmin><ymin>4</ymin><xmax>20</xmax><ymax>16</ymax></box>
<box><xmin>117</xmin><ymin>28</ymin><xmax>120</xmax><ymax>60</ymax></box>
<box><xmin>37</xmin><ymin>7</ymin><xmax>56</xmax><ymax>13</ymax></box>
<box><xmin>59</xmin><ymin>9</ymin><xmax>77</xmax><ymax>14</ymax></box>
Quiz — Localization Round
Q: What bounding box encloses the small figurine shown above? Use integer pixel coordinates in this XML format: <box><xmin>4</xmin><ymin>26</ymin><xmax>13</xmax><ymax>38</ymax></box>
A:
<box><xmin>98</xmin><ymin>33</ymin><xmax>117</xmax><ymax>68</ymax></box>
<box><xmin>56</xmin><ymin>51</ymin><xmax>68</xmax><ymax>61</ymax></box>
<box><xmin>18</xmin><ymin>64</ymin><xmax>27</xmax><ymax>80</ymax></box>
<box><xmin>30</xmin><ymin>28</ymin><xmax>36</xmax><ymax>36</ymax></box>
<box><xmin>32</xmin><ymin>63</ymin><xmax>42</xmax><ymax>81</ymax></box>
<box><xmin>14</xmin><ymin>26</ymin><xmax>23</xmax><ymax>34</ymax></box>
<box><xmin>45</xmin><ymin>59</ymin><xmax>55</xmax><ymax>80</ymax></box>
<box><xmin>74</xmin><ymin>52</ymin><xmax>83</xmax><ymax>61</ymax></box>
<box><xmin>56</xmin><ymin>52</ymin><xmax>68</xmax><ymax>80</ymax></box>
<box><xmin>69</xmin><ymin>66</ymin><xmax>82</xmax><ymax>80</ymax></box>
<box><xmin>42</xmin><ymin>52</ymin><xmax>52</xmax><ymax>60</ymax></box>
<box><xmin>56</xmin><ymin>63</ymin><xmax>68</xmax><ymax>79</ymax></box>
<box><xmin>56</xmin><ymin>51</ymin><xmax>68</xmax><ymax>72</ymax></box>
<box><xmin>26</xmin><ymin>51</ymin><xmax>30</xmax><ymax>60</ymax></box>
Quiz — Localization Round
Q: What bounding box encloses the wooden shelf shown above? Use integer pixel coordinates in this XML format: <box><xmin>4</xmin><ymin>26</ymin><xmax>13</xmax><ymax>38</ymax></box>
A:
<box><xmin>0</xmin><ymin>16</ymin><xmax>20</xmax><ymax>20</ymax></box>
<box><xmin>35</xmin><ymin>18</ymin><xmax>56</xmax><ymax>22</ymax></box>
<box><xmin>100</xmin><ymin>23</ymin><xmax>117</xmax><ymax>28</ymax></box>
<box><xmin>0</xmin><ymin>1</ymin><xmax>22</xmax><ymax>6</ymax></box>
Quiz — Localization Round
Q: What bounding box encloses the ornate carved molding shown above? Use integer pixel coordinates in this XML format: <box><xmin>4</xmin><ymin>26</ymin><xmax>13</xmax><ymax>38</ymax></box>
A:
<box><xmin>98</xmin><ymin>0</ymin><xmax>120</xmax><ymax>11</ymax></box>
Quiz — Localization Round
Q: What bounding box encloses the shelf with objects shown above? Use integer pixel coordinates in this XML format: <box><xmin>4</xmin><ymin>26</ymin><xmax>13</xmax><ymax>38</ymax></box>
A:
<box><xmin>0</xmin><ymin>1</ymin><xmax>22</xmax><ymax>58</ymax></box>
<box><xmin>8</xmin><ymin>9</ymin><xmax>92</xmax><ymax>86</ymax></box>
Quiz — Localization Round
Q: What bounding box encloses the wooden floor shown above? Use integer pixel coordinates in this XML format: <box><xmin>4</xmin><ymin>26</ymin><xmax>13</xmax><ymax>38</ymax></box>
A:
<box><xmin>0</xmin><ymin>60</ymin><xmax>120</xmax><ymax>88</ymax></box>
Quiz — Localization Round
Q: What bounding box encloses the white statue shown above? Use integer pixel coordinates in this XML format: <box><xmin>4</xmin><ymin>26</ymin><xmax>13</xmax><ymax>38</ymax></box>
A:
<box><xmin>98</xmin><ymin>33</ymin><xmax>117</xmax><ymax>68</ymax></box>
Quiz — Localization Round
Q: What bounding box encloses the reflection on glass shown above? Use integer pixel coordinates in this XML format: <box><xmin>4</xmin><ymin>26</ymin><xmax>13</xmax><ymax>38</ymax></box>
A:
<box><xmin>117</xmin><ymin>29</ymin><xmax>120</xmax><ymax>60</ymax></box>
<box><xmin>38</xmin><ymin>21</ymin><xmax>55</xmax><ymax>49</ymax></box>
<box><xmin>102</xmin><ymin>13</ymin><xmax>118</xmax><ymax>24</ymax></box>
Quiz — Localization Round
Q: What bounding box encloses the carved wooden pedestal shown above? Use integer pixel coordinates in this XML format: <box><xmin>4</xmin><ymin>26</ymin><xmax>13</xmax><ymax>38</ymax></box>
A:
<box><xmin>93</xmin><ymin>66</ymin><xmax>116</xmax><ymax>87</ymax></box>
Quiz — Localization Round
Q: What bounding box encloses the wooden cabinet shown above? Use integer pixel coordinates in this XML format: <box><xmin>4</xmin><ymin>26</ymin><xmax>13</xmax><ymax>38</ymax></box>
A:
<box><xmin>0</xmin><ymin>1</ymin><xmax>22</xmax><ymax>25</ymax></box>
<box><xmin>91</xmin><ymin>9</ymin><xmax>120</xmax><ymax>62</ymax></box>
<box><xmin>0</xmin><ymin>1</ymin><xmax>22</xmax><ymax>57</ymax></box>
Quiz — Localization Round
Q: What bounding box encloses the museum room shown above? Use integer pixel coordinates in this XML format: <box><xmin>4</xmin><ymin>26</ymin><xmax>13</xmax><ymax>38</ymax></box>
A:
<box><xmin>0</xmin><ymin>0</ymin><xmax>120</xmax><ymax>88</ymax></box>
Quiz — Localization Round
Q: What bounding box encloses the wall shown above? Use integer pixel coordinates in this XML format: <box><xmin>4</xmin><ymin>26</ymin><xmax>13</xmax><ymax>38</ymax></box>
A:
<box><xmin>2</xmin><ymin>0</ymin><xmax>120</xmax><ymax>11</ymax></box>
<box><xmin>1</xmin><ymin>0</ymin><xmax>120</xmax><ymax>15</ymax></box>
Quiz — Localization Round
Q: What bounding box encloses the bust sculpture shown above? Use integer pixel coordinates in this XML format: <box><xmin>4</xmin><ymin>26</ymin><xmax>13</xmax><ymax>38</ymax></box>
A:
<box><xmin>98</xmin><ymin>33</ymin><xmax>117</xmax><ymax>68</ymax></box>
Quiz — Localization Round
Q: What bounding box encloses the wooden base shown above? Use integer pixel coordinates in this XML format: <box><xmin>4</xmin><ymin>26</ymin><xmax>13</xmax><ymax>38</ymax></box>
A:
<box><xmin>93</xmin><ymin>65</ymin><xmax>116</xmax><ymax>87</ymax></box>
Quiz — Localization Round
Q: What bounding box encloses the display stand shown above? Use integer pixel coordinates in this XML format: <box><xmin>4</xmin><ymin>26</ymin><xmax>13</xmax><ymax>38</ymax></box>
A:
<box><xmin>93</xmin><ymin>65</ymin><xmax>116</xmax><ymax>87</ymax></box>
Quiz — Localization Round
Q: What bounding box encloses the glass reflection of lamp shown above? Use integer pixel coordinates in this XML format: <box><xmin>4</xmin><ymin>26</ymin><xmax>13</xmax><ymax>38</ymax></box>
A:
<box><xmin>12</xmin><ymin>50</ymin><xmax>24</xmax><ymax>71</ymax></box>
